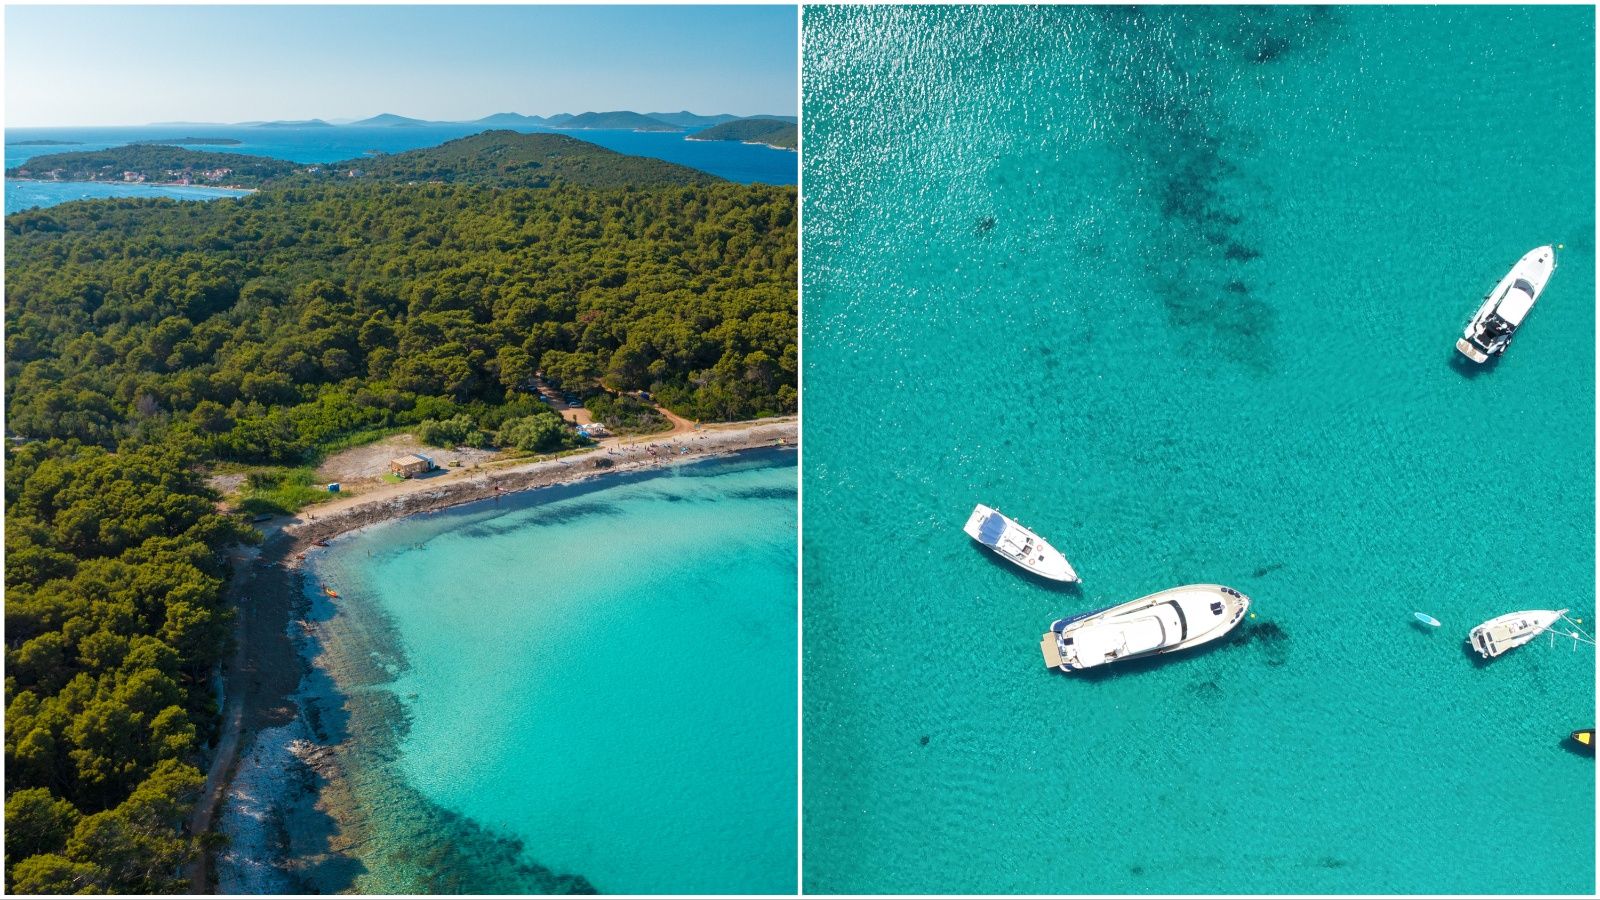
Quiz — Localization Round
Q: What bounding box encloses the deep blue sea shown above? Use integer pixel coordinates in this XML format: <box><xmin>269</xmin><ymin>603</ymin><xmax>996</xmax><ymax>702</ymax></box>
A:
<box><xmin>4</xmin><ymin>122</ymin><xmax>795</xmax><ymax>214</ymax></box>
<box><xmin>802</xmin><ymin>5</ymin><xmax>1595</xmax><ymax>895</ymax></box>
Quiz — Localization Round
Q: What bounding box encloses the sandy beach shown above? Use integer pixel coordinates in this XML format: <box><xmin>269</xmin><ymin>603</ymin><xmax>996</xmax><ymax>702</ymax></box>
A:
<box><xmin>193</xmin><ymin>418</ymin><xmax>795</xmax><ymax>891</ymax></box>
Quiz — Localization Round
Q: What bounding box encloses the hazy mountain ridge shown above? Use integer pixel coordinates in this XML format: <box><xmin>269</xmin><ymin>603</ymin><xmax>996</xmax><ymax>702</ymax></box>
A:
<box><xmin>133</xmin><ymin>110</ymin><xmax>798</xmax><ymax>130</ymax></box>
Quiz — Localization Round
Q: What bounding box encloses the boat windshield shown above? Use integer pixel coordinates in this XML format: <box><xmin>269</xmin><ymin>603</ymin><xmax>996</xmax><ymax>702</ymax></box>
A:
<box><xmin>976</xmin><ymin>513</ymin><xmax>1007</xmax><ymax>547</ymax></box>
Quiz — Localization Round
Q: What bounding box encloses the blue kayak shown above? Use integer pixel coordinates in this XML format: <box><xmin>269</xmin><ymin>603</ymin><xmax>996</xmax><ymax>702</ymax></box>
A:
<box><xmin>1413</xmin><ymin>612</ymin><xmax>1442</xmax><ymax>627</ymax></box>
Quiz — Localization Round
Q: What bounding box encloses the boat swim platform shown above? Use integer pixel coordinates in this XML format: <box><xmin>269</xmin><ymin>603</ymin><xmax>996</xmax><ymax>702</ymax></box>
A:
<box><xmin>1456</xmin><ymin>337</ymin><xmax>1489</xmax><ymax>363</ymax></box>
<box><xmin>1040</xmin><ymin>633</ymin><xmax>1064</xmax><ymax>670</ymax></box>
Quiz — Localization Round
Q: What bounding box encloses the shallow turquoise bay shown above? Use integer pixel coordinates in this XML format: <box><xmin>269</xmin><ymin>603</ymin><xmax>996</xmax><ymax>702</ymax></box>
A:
<box><xmin>4</xmin><ymin>178</ymin><xmax>250</xmax><ymax>213</ymax></box>
<box><xmin>802</xmin><ymin>6</ymin><xmax>1594</xmax><ymax>894</ymax></box>
<box><xmin>307</xmin><ymin>451</ymin><xmax>797</xmax><ymax>894</ymax></box>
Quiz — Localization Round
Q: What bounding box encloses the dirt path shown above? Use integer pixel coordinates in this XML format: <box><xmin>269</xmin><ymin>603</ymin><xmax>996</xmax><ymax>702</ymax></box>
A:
<box><xmin>655</xmin><ymin>405</ymin><xmax>697</xmax><ymax>437</ymax></box>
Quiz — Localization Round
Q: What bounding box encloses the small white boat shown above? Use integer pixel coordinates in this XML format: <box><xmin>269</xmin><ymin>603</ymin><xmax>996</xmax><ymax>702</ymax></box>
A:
<box><xmin>1456</xmin><ymin>246</ymin><xmax>1556</xmax><ymax>363</ymax></box>
<box><xmin>1413</xmin><ymin>612</ymin><xmax>1442</xmax><ymax>628</ymax></box>
<box><xmin>1041</xmin><ymin>584</ymin><xmax>1249</xmax><ymax>672</ymax></box>
<box><xmin>1467</xmin><ymin>608</ymin><xmax>1568</xmax><ymax>658</ymax></box>
<box><xmin>963</xmin><ymin>504</ymin><xmax>1078</xmax><ymax>583</ymax></box>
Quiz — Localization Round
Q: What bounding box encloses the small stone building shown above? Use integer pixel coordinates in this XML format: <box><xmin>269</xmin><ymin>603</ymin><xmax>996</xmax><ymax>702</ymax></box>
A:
<box><xmin>389</xmin><ymin>453</ymin><xmax>436</xmax><ymax>477</ymax></box>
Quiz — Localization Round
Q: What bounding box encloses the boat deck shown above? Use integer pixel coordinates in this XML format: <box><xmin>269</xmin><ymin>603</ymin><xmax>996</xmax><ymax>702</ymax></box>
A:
<box><xmin>1040</xmin><ymin>634</ymin><xmax>1064</xmax><ymax>669</ymax></box>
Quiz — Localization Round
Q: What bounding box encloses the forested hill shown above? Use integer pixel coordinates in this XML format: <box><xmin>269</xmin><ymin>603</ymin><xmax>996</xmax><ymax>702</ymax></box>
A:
<box><xmin>341</xmin><ymin>131</ymin><xmax>715</xmax><ymax>188</ymax></box>
<box><xmin>6</xmin><ymin>131</ymin><xmax>717</xmax><ymax>190</ymax></box>
<box><xmin>690</xmin><ymin>118</ymin><xmax>798</xmax><ymax>150</ymax></box>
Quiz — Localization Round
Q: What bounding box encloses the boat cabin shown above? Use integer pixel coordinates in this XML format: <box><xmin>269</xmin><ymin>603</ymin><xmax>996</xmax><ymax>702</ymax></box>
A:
<box><xmin>1496</xmin><ymin>280</ymin><xmax>1538</xmax><ymax>326</ymax></box>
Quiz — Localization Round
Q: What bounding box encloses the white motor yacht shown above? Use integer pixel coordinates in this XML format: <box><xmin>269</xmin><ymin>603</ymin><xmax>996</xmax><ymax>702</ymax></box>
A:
<box><xmin>963</xmin><ymin>504</ymin><xmax>1078</xmax><ymax>582</ymax></box>
<box><xmin>1467</xmin><ymin>608</ymin><xmax>1568</xmax><ymax>659</ymax></box>
<box><xmin>1041</xmin><ymin>584</ymin><xmax>1249</xmax><ymax>672</ymax></box>
<box><xmin>1456</xmin><ymin>246</ymin><xmax>1556</xmax><ymax>363</ymax></box>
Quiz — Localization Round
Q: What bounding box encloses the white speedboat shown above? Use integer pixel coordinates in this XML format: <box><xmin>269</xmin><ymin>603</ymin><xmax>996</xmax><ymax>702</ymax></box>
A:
<box><xmin>963</xmin><ymin>504</ymin><xmax>1078</xmax><ymax>582</ymax></box>
<box><xmin>1456</xmin><ymin>246</ymin><xmax>1556</xmax><ymax>363</ymax></box>
<box><xmin>1466</xmin><ymin>608</ymin><xmax>1568</xmax><ymax>659</ymax></box>
<box><xmin>1041</xmin><ymin>584</ymin><xmax>1249</xmax><ymax>672</ymax></box>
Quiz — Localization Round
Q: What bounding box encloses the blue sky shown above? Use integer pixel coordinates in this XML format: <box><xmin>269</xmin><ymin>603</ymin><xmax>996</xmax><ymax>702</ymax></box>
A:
<box><xmin>5</xmin><ymin>5</ymin><xmax>797</xmax><ymax>126</ymax></box>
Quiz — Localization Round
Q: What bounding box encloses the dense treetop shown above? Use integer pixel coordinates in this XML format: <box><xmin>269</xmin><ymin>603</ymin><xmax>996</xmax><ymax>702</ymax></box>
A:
<box><xmin>6</xmin><ymin>177</ymin><xmax>793</xmax><ymax>464</ymax></box>
<box><xmin>4</xmin><ymin>439</ymin><xmax>253</xmax><ymax>892</ymax></box>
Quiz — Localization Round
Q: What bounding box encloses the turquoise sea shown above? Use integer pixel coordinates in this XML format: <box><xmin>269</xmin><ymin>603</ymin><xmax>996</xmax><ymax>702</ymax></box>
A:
<box><xmin>296</xmin><ymin>451</ymin><xmax>796</xmax><ymax>894</ymax></box>
<box><xmin>4</xmin><ymin>122</ymin><xmax>796</xmax><ymax>213</ymax></box>
<box><xmin>802</xmin><ymin>6</ymin><xmax>1594</xmax><ymax>895</ymax></box>
<box><xmin>3</xmin><ymin>178</ymin><xmax>251</xmax><ymax>213</ymax></box>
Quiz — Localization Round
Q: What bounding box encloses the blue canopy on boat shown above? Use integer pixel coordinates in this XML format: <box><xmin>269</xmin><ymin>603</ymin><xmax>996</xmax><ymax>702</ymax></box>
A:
<box><xmin>977</xmin><ymin>513</ymin><xmax>1006</xmax><ymax>546</ymax></box>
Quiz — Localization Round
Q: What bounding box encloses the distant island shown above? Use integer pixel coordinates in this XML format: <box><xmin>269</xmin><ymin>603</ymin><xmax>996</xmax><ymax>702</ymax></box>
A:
<box><xmin>8</xmin><ymin>139</ymin><xmax>84</xmax><ymax>146</ymax></box>
<box><xmin>545</xmin><ymin>111</ymin><xmax>685</xmax><ymax>132</ymax></box>
<box><xmin>6</xmin><ymin>131</ymin><xmax>716</xmax><ymax>190</ymax></box>
<box><xmin>349</xmin><ymin>113</ymin><xmax>430</xmax><ymax>127</ymax></box>
<box><xmin>647</xmin><ymin>111</ymin><xmax>740</xmax><ymax>129</ymax></box>
<box><xmin>689</xmin><ymin>118</ymin><xmax>798</xmax><ymax>151</ymax></box>
<box><xmin>474</xmin><ymin>112</ymin><xmax>553</xmax><ymax>127</ymax></box>
<box><xmin>131</xmin><ymin>136</ymin><xmax>243</xmax><ymax>146</ymax></box>
<box><xmin>113</xmin><ymin>111</ymin><xmax>800</xmax><ymax>135</ymax></box>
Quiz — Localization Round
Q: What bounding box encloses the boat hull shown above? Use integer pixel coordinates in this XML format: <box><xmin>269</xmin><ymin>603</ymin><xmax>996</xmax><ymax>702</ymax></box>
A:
<box><xmin>1457</xmin><ymin>246</ymin><xmax>1556</xmax><ymax>363</ymax></box>
<box><xmin>1041</xmin><ymin>584</ymin><xmax>1249</xmax><ymax>672</ymax></box>
<box><xmin>964</xmin><ymin>504</ymin><xmax>1079</xmax><ymax>582</ymax></box>
<box><xmin>1571</xmin><ymin>729</ymin><xmax>1594</xmax><ymax>753</ymax></box>
<box><xmin>1466</xmin><ymin>608</ymin><xmax>1567</xmax><ymax>658</ymax></box>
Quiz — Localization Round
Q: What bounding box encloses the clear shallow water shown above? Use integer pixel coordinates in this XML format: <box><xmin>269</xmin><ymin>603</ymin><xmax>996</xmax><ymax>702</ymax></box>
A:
<box><xmin>4</xmin><ymin>178</ymin><xmax>250</xmax><ymax>213</ymax></box>
<box><xmin>4</xmin><ymin>122</ymin><xmax>795</xmax><ymax>213</ymax></box>
<box><xmin>802</xmin><ymin>6</ymin><xmax>1594</xmax><ymax>895</ymax></box>
<box><xmin>302</xmin><ymin>451</ymin><xmax>797</xmax><ymax>894</ymax></box>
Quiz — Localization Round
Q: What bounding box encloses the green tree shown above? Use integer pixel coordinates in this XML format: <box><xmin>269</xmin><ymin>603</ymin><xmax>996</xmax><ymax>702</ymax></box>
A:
<box><xmin>9</xmin><ymin>853</ymin><xmax>104</xmax><ymax>894</ymax></box>
<box><xmin>5</xmin><ymin>788</ymin><xmax>81</xmax><ymax>861</ymax></box>
<box><xmin>495</xmin><ymin>416</ymin><xmax>568</xmax><ymax>453</ymax></box>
